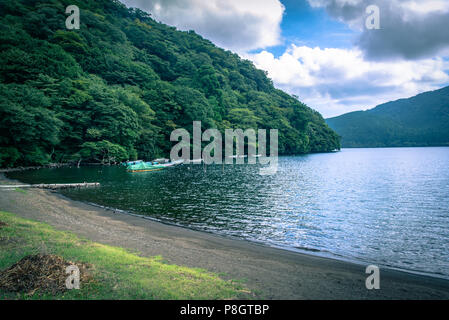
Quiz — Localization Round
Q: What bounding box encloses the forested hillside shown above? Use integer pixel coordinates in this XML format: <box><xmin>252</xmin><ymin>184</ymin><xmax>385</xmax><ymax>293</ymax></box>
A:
<box><xmin>326</xmin><ymin>86</ymin><xmax>449</xmax><ymax>148</ymax></box>
<box><xmin>0</xmin><ymin>0</ymin><xmax>339</xmax><ymax>167</ymax></box>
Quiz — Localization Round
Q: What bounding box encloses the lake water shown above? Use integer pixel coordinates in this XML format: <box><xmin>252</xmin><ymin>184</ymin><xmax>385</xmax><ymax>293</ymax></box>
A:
<box><xmin>7</xmin><ymin>147</ymin><xmax>449</xmax><ymax>279</ymax></box>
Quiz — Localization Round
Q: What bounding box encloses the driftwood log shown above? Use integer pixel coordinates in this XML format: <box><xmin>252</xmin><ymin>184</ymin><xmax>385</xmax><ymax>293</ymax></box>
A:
<box><xmin>0</xmin><ymin>183</ymin><xmax>100</xmax><ymax>189</ymax></box>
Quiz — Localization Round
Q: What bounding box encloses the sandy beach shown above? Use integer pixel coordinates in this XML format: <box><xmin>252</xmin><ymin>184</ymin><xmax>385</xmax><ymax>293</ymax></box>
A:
<box><xmin>1</xmin><ymin>174</ymin><xmax>448</xmax><ymax>299</ymax></box>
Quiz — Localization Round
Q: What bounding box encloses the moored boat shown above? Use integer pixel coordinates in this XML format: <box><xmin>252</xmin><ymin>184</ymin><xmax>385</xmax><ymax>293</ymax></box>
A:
<box><xmin>126</xmin><ymin>159</ymin><xmax>184</xmax><ymax>172</ymax></box>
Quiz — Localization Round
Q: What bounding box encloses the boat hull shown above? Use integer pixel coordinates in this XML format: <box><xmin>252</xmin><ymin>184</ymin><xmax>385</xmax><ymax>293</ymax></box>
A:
<box><xmin>126</xmin><ymin>160</ymin><xmax>183</xmax><ymax>172</ymax></box>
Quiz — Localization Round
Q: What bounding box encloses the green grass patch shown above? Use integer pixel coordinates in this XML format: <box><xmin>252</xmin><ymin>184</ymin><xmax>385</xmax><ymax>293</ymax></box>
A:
<box><xmin>0</xmin><ymin>211</ymin><xmax>251</xmax><ymax>300</ymax></box>
<box><xmin>14</xmin><ymin>188</ymin><xmax>27</xmax><ymax>194</ymax></box>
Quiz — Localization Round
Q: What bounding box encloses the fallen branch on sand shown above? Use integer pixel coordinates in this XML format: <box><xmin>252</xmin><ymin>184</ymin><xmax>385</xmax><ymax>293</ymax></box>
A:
<box><xmin>0</xmin><ymin>182</ymin><xmax>100</xmax><ymax>189</ymax></box>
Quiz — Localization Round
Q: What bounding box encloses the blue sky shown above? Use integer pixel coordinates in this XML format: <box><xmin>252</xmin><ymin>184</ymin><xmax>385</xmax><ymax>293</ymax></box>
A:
<box><xmin>122</xmin><ymin>0</ymin><xmax>449</xmax><ymax>117</ymax></box>
<box><xmin>253</xmin><ymin>0</ymin><xmax>357</xmax><ymax>57</ymax></box>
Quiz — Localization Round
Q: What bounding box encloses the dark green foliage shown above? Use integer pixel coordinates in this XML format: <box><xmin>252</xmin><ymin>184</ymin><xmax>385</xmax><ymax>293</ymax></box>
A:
<box><xmin>326</xmin><ymin>87</ymin><xmax>449</xmax><ymax>148</ymax></box>
<box><xmin>0</xmin><ymin>0</ymin><xmax>339</xmax><ymax>167</ymax></box>
<box><xmin>79</xmin><ymin>140</ymin><xmax>129</xmax><ymax>164</ymax></box>
<box><xmin>0</xmin><ymin>83</ymin><xmax>62</xmax><ymax>166</ymax></box>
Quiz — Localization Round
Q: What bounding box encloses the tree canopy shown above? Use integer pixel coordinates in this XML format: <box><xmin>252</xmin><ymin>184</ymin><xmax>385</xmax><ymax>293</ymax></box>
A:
<box><xmin>0</xmin><ymin>0</ymin><xmax>340</xmax><ymax>167</ymax></box>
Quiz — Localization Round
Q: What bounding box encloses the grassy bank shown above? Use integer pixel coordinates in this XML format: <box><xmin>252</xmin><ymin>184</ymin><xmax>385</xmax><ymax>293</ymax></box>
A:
<box><xmin>0</xmin><ymin>211</ymin><xmax>249</xmax><ymax>299</ymax></box>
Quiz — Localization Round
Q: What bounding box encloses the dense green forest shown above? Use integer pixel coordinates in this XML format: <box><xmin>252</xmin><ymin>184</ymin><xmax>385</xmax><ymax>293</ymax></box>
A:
<box><xmin>0</xmin><ymin>0</ymin><xmax>340</xmax><ymax>167</ymax></box>
<box><xmin>326</xmin><ymin>86</ymin><xmax>449</xmax><ymax>148</ymax></box>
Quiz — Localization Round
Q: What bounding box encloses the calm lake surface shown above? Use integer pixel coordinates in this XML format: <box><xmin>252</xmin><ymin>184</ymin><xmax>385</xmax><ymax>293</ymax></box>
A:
<box><xmin>8</xmin><ymin>147</ymin><xmax>449</xmax><ymax>278</ymax></box>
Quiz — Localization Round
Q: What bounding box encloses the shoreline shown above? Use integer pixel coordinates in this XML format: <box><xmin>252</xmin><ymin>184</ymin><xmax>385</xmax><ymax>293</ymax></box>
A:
<box><xmin>1</xmin><ymin>174</ymin><xmax>448</xmax><ymax>299</ymax></box>
<box><xmin>81</xmin><ymin>196</ymin><xmax>449</xmax><ymax>282</ymax></box>
<box><xmin>5</xmin><ymin>168</ymin><xmax>449</xmax><ymax>283</ymax></box>
<box><xmin>0</xmin><ymin>163</ymin><xmax>108</xmax><ymax>173</ymax></box>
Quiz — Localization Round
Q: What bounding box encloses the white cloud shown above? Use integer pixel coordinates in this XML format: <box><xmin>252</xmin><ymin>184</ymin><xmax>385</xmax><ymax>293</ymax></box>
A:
<box><xmin>121</xmin><ymin>0</ymin><xmax>285</xmax><ymax>53</ymax></box>
<box><xmin>400</xmin><ymin>0</ymin><xmax>449</xmax><ymax>15</ymax></box>
<box><xmin>306</xmin><ymin>0</ymin><xmax>449</xmax><ymax>60</ymax></box>
<box><xmin>247</xmin><ymin>45</ymin><xmax>449</xmax><ymax>117</ymax></box>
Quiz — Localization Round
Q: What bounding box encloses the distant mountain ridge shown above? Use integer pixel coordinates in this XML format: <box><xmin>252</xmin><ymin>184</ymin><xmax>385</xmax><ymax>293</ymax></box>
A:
<box><xmin>326</xmin><ymin>86</ymin><xmax>449</xmax><ymax>148</ymax></box>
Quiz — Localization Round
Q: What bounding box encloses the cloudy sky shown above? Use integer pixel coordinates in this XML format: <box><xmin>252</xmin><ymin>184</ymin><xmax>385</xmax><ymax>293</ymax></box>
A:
<box><xmin>121</xmin><ymin>0</ymin><xmax>449</xmax><ymax>118</ymax></box>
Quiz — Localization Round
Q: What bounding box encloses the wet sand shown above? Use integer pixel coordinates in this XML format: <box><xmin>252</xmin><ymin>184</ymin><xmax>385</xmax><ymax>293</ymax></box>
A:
<box><xmin>1</xmin><ymin>174</ymin><xmax>448</xmax><ymax>299</ymax></box>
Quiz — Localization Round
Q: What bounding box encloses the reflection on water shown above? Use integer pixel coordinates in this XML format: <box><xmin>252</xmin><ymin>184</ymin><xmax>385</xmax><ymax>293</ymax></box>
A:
<box><xmin>8</xmin><ymin>147</ymin><xmax>449</xmax><ymax>278</ymax></box>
